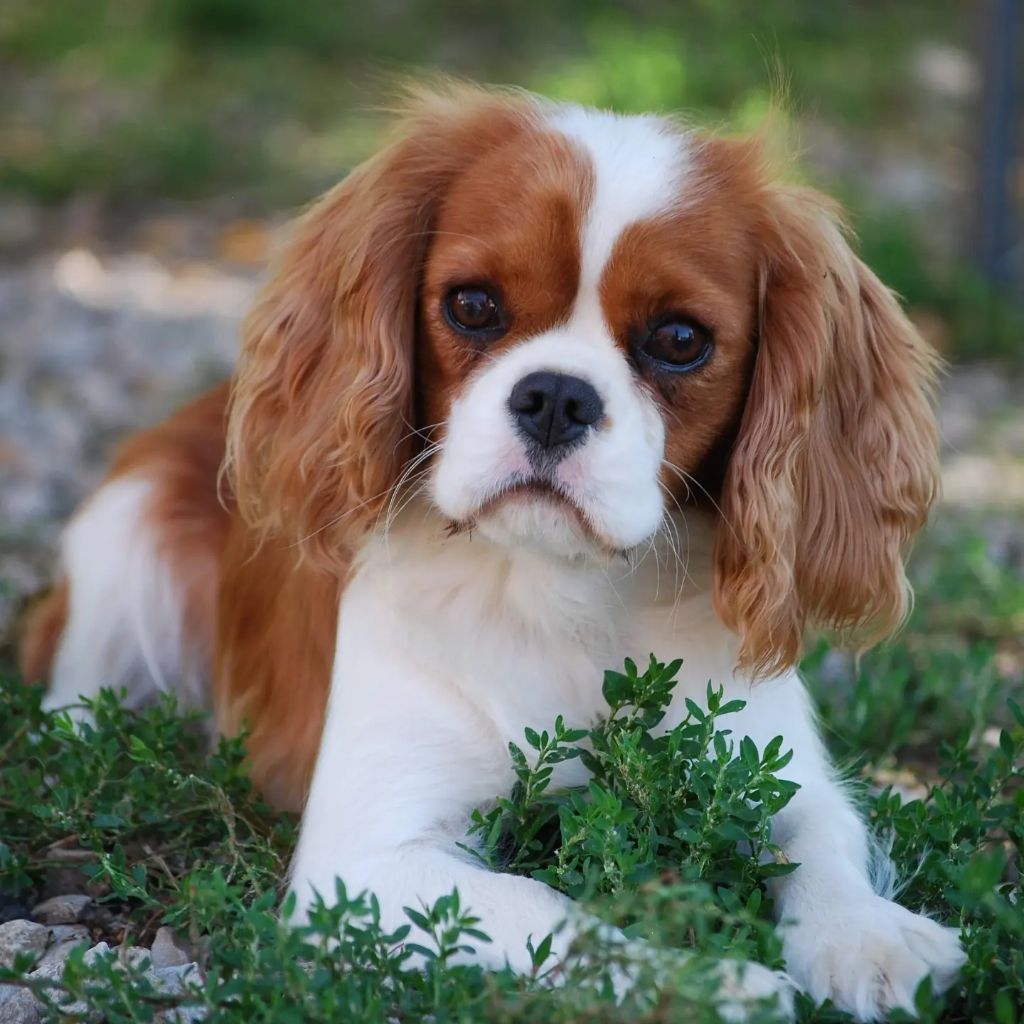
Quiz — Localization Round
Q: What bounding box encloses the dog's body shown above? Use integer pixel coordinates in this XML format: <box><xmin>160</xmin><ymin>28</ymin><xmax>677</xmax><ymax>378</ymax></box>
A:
<box><xmin>23</xmin><ymin>85</ymin><xmax>965</xmax><ymax>1019</ymax></box>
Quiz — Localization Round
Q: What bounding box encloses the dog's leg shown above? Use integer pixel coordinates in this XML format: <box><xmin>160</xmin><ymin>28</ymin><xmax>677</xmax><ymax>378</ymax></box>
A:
<box><xmin>288</xmin><ymin>598</ymin><xmax>793</xmax><ymax>1016</ymax></box>
<box><xmin>724</xmin><ymin>672</ymin><xmax>965</xmax><ymax>1020</ymax></box>
<box><xmin>289</xmin><ymin>627</ymin><xmax>595</xmax><ymax>971</ymax></box>
<box><xmin>43</xmin><ymin>475</ymin><xmax>207</xmax><ymax>719</ymax></box>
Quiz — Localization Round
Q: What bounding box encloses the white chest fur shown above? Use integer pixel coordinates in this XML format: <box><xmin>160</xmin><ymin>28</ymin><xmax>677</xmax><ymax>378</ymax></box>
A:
<box><xmin>290</xmin><ymin>504</ymin><xmax>966</xmax><ymax>1020</ymax></box>
<box><xmin>348</xmin><ymin>507</ymin><xmax>741</xmax><ymax>749</ymax></box>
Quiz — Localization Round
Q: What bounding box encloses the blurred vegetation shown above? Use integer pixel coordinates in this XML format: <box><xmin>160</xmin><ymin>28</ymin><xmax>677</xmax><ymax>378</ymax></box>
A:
<box><xmin>0</xmin><ymin>0</ymin><xmax>1020</xmax><ymax>360</ymax></box>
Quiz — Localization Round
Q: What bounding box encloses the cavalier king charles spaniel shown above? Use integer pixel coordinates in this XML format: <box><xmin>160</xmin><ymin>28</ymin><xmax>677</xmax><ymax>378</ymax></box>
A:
<box><xmin>22</xmin><ymin>83</ymin><xmax>965</xmax><ymax>1020</ymax></box>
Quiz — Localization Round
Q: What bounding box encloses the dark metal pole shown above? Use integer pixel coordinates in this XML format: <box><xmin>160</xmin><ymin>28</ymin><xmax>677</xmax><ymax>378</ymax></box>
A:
<box><xmin>974</xmin><ymin>0</ymin><xmax>1022</xmax><ymax>294</ymax></box>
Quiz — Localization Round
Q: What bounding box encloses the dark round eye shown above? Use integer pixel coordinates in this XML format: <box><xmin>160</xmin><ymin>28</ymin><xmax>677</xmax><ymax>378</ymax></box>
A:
<box><xmin>639</xmin><ymin>318</ymin><xmax>713</xmax><ymax>371</ymax></box>
<box><xmin>444</xmin><ymin>286</ymin><xmax>504</xmax><ymax>334</ymax></box>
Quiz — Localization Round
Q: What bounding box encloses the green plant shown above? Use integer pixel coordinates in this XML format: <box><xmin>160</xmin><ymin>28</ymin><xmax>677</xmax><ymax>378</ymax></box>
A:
<box><xmin>0</xmin><ymin>525</ymin><xmax>1021</xmax><ymax>1022</ymax></box>
<box><xmin>466</xmin><ymin>658</ymin><xmax>798</xmax><ymax>968</ymax></box>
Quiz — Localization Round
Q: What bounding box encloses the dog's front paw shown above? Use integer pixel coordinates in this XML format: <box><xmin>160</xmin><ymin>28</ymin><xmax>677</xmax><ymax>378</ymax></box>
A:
<box><xmin>715</xmin><ymin>959</ymin><xmax>796</xmax><ymax>1022</ymax></box>
<box><xmin>781</xmin><ymin>896</ymin><xmax>965</xmax><ymax>1021</ymax></box>
<box><xmin>577</xmin><ymin>926</ymin><xmax>794</xmax><ymax>1021</ymax></box>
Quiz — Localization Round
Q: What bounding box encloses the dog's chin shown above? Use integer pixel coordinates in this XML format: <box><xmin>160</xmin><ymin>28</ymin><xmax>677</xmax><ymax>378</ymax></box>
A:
<box><xmin>454</xmin><ymin>483</ymin><xmax>612</xmax><ymax>560</ymax></box>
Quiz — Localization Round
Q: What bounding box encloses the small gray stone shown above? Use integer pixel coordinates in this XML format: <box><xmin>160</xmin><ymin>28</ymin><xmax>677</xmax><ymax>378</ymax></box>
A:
<box><xmin>45</xmin><ymin>925</ymin><xmax>89</xmax><ymax>946</ymax></box>
<box><xmin>157</xmin><ymin>1006</ymin><xmax>207</xmax><ymax>1024</ymax></box>
<box><xmin>25</xmin><ymin>960</ymin><xmax>86</xmax><ymax>1019</ymax></box>
<box><xmin>0</xmin><ymin>921</ymin><xmax>48</xmax><ymax>969</ymax></box>
<box><xmin>34</xmin><ymin>936</ymin><xmax>89</xmax><ymax>973</ymax></box>
<box><xmin>27</xmin><ymin>959</ymin><xmax>69</xmax><ymax>983</ymax></box>
<box><xmin>151</xmin><ymin>963</ymin><xmax>200</xmax><ymax>993</ymax></box>
<box><xmin>150</xmin><ymin>928</ymin><xmax>193</xmax><ymax>969</ymax></box>
<box><xmin>115</xmin><ymin>946</ymin><xmax>151</xmax><ymax>970</ymax></box>
<box><xmin>82</xmin><ymin>941</ymin><xmax>113</xmax><ymax>966</ymax></box>
<box><xmin>0</xmin><ymin>985</ymin><xmax>42</xmax><ymax>1024</ymax></box>
<box><xmin>150</xmin><ymin>963</ymin><xmax>206</xmax><ymax>1022</ymax></box>
<box><xmin>30</xmin><ymin>895</ymin><xmax>91</xmax><ymax>926</ymax></box>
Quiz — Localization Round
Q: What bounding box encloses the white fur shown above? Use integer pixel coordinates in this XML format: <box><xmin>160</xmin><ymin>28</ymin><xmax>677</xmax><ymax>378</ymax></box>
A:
<box><xmin>290</xmin><ymin>507</ymin><xmax>962</xmax><ymax>1019</ymax></box>
<box><xmin>432</xmin><ymin>331</ymin><xmax>666</xmax><ymax>552</ymax></box>
<box><xmin>432</xmin><ymin>108</ymin><xmax>686</xmax><ymax>555</ymax></box>
<box><xmin>549</xmin><ymin>104</ymin><xmax>690</xmax><ymax>310</ymax></box>
<box><xmin>48</xmin><ymin>104</ymin><xmax>964</xmax><ymax>1021</ymax></box>
<box><xmin>289</xmin><ymin>511</ymin><xmax>796</xmax><ymax>1013</ymax></box>
<box><xmin>44</xmin><ymin>474</ymin><xmax>207</xmax><ymax>718</ymax></box>
<box><xmin>293</xmin><ymin>106</ymin><xmax>964</xmax><ymax>1020</ymax></box>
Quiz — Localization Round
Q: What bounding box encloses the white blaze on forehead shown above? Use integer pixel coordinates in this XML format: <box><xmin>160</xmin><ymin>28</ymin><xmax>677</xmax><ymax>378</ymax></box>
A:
<box><xmin>547</xmin><ymin>105</ymin><xmax>690</xmax><ymax>332</ymax></box>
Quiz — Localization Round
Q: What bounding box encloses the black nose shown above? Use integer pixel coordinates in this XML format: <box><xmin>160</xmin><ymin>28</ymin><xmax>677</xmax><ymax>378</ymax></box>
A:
<box><xmin>508</xmin><ymin>371</ymin><xmax>604</xmax><ymax>454</ymax></box>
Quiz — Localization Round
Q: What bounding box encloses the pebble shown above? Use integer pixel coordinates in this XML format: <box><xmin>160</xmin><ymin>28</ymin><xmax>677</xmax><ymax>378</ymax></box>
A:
<box><xmin>25</xmin><ymin>958</ymin><xmax>86</xmax><ymax>1019</ymax></box>
<box><xmin>33</xmin><ymin>939</ymin><xmax>87</xmax><ymax>973</ymax></box>
<box><xmin>115</xmin><ymin>946</ymin><xmax>152</xmax><ymax>970</ymax></box>
<box><xmin>82</xmin><ymin>941</ymin><xmax>112</xmax><ymax>966</ymax></box>
<box><xmin>45</xmin><ymin>925</ymin><xmax>89</xmax><ymax>945</ymax></box>
<box><xmin>30</xmin><ymin>895</ymin><xmax>91</xmax><ymax>926</ymax></box>
<box><xmin>0</xmin><ymin>987</ymin><xmax>42</xmax><ymax>1024</ymax></box>
<box><xmin>150</xmin><ymin>927</ymin><xmax>193</xmax><ymax>969</ymax></box>
<box><xmin>152</xmin><ymin>964</ymin><xmax>207</xmax><ymax>1022</ymax></box>
<box><xmin>0</xmin><ymin>936</ymin><xmax>207</xmax><ymax>1024</ymax></box>
<box><xmin>152</xmin><ymin>963</ymin><xmax>201</xmax><ymax>993</ymax></box>
<box><xmin>0</xmin><ymin>921</ymin><xmax>48</xmax><ymax>969</ymax></box>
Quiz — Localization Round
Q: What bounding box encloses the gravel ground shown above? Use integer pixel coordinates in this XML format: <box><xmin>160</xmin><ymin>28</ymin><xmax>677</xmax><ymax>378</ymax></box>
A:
<box><xmin>1</xmin><ymin>223</ymin><xmax>1022</xmax><ymax>648</ymax></box>
<box><xmin>0</xmin><ymin>893</ymin><xmax>203</xmax><ymax>1022</ymax></box>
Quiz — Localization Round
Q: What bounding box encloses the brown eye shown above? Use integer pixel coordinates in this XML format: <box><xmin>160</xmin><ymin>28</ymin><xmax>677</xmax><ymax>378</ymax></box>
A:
<box><xmin>444</xmin><ymin>286</ymin><xmax>504</xmax><ymax>335</ymax></box>
<box><xmin>639</xmin><ymin>318</ymin><xmax>713</xmax><ymax>372</ymax></box>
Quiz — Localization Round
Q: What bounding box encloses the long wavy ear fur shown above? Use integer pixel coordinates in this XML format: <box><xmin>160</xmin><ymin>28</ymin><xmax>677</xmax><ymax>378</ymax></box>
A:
<box><xmin>224</xmin><ymin>83</ymin><xmax>537</xmax><ymax>572</ymax></box>
<box><xmin>714</xmin><ymin>179</ymin><xmax>941</xmax><ymax>677</ymax></box>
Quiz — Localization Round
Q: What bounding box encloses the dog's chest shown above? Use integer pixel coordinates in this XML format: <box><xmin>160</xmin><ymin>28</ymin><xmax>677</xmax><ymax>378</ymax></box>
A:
<box><xmin>356</xmin><ymin>523</ymin><xmax>737</xmax><ymax>760</ymax></box>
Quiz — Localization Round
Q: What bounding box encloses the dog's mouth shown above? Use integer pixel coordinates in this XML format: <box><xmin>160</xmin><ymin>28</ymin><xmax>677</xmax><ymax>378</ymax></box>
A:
<box><xmin>445</xmin><ymin>476</ymin><xmax>619</xmax><ymax>553</ymax></box>
<box><xmin>485</xmin><ymin>477</ymin><xmax>578</xmax><ymax>511</ymax></box>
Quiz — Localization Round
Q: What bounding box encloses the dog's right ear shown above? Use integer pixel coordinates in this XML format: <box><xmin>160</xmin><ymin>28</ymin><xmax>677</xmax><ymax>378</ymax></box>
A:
<box><xmin>225</xmin><ymin>84</ymin><xmax>536</xmax><ymax>572</ymax></box>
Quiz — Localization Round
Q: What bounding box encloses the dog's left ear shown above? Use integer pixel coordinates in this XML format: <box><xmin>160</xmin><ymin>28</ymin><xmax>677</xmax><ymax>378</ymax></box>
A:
<box><xmin>714</xmin><ymin>184</ymin><xmax>941</xmax><ymax>677</ymax></box>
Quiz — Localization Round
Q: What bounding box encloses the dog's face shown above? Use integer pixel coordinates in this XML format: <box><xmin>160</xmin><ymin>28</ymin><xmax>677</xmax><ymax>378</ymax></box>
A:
<box><xmin>227</xmin><ymin>84</ymin><xmax>940</xmax><ymax>675</ymax></box>
<box><xmin>420</xmin><ymin>110</ymin><xmax>758</xmax><ymax>556</ymax></box>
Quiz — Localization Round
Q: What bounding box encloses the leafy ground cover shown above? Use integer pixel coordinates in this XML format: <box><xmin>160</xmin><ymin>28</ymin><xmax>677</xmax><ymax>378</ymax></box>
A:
<box><xmin>0</xmin><ymin>520</ymin><xmax>1021</xmax><ymax>1022</ymax></box>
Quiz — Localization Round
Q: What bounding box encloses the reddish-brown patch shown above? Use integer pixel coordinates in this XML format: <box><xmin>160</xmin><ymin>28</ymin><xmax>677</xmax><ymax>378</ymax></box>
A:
<box><xmin>598</xmin><ymin>131</ymin><xmax>939</xmax><ymax>675</ymax></box>
<box><xmin>18</xmin><ymin>582</ymin><xmax>68</xmax><ymax>684</ymax></box>
<box><xmin>215</xmin><ymin>523</ymin><xmax>339</xmax><ymax>811</ymax></box>
<box><xmin>216</xmin><ymin>86</ymin><xmax>582</xmax><ymax>806</ymax></box>
<box><xmin>110</xmin><ymin>383</ymin><xmax>234</xmax><ymax>673</ymax></box>
<box><xmin>417</xmin><ymin>129</ymin><xmax>592</xmax><ymax>433</ymax></box>
<box><xmin>19</xmin><ymin>384</ymin><xmax>232</xmax><ymax>687</ymax></box>
<box><xmin>693</xmin><ymin>137</ymin><xmax>941</xmax><ymax>677</ymax></box>
<box><xmin>598</xmin><ymin>138</ymin><xmax>766</xmax><ymax>509</ymax></box>
<box><xmin>225</xmin><ymin>84</ymin><xmax>545</xmax><ymax>575</ymax></box>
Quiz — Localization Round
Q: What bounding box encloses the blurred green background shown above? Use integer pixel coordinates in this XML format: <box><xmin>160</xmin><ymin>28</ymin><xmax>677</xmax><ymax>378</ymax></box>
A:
<box><xmin>0</xmin><ymin>0</ymin><xmax>1021</xmax><ymax>362</ymax></box>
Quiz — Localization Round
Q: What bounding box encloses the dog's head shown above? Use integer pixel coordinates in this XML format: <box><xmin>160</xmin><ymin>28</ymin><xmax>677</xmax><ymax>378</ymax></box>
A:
<box><xmin>226</xmin><ymin>82</ymin><xmax>940</xmax><ymax>676</ymax></box>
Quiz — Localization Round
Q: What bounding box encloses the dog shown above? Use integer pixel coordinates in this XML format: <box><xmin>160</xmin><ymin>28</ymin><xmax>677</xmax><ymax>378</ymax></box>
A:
<box><xmin>21</xmin><ymin>83</ymin><xmax>966</xmax><ymax>1019</ymax></box>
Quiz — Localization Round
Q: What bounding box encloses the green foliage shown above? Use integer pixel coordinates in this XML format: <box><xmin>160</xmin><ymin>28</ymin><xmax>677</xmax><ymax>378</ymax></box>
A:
<box><xmin>0</xmin><ymin>525</ymin><xmax>1022</xmax><ymax>1021</ymax></box>
<box><xmin>0</xmin><ymin>686</ymin><xmax>294</xmax><ymax>907</ymax></box>
<box><xmin>466</xmin><ymin>658</ymin><xmax>797</xmax><ymax>969</ymax></box>
<box><xmin>808</xmin><ymin>527</ymin><xmax>1024</xmax><ymax>765</ymax></box>
<box><xmin>1</xmin><ymin>0</ymin><xmax>1013</xmax><ymax>363</ymax></box>
<box><xmin>0</xmin><ymin>0</ymin><xmax>962</xmax><ymax>202</ymax></box>
<box><xmin>869</xmin><ymin>701</ymin><xmax>1024</xmax><ymax>1022</ymax></box>
<box><xmin>0</xmin><ymin>668</ymin><xmax>799</xmax><ymax>1023</ymax></box>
